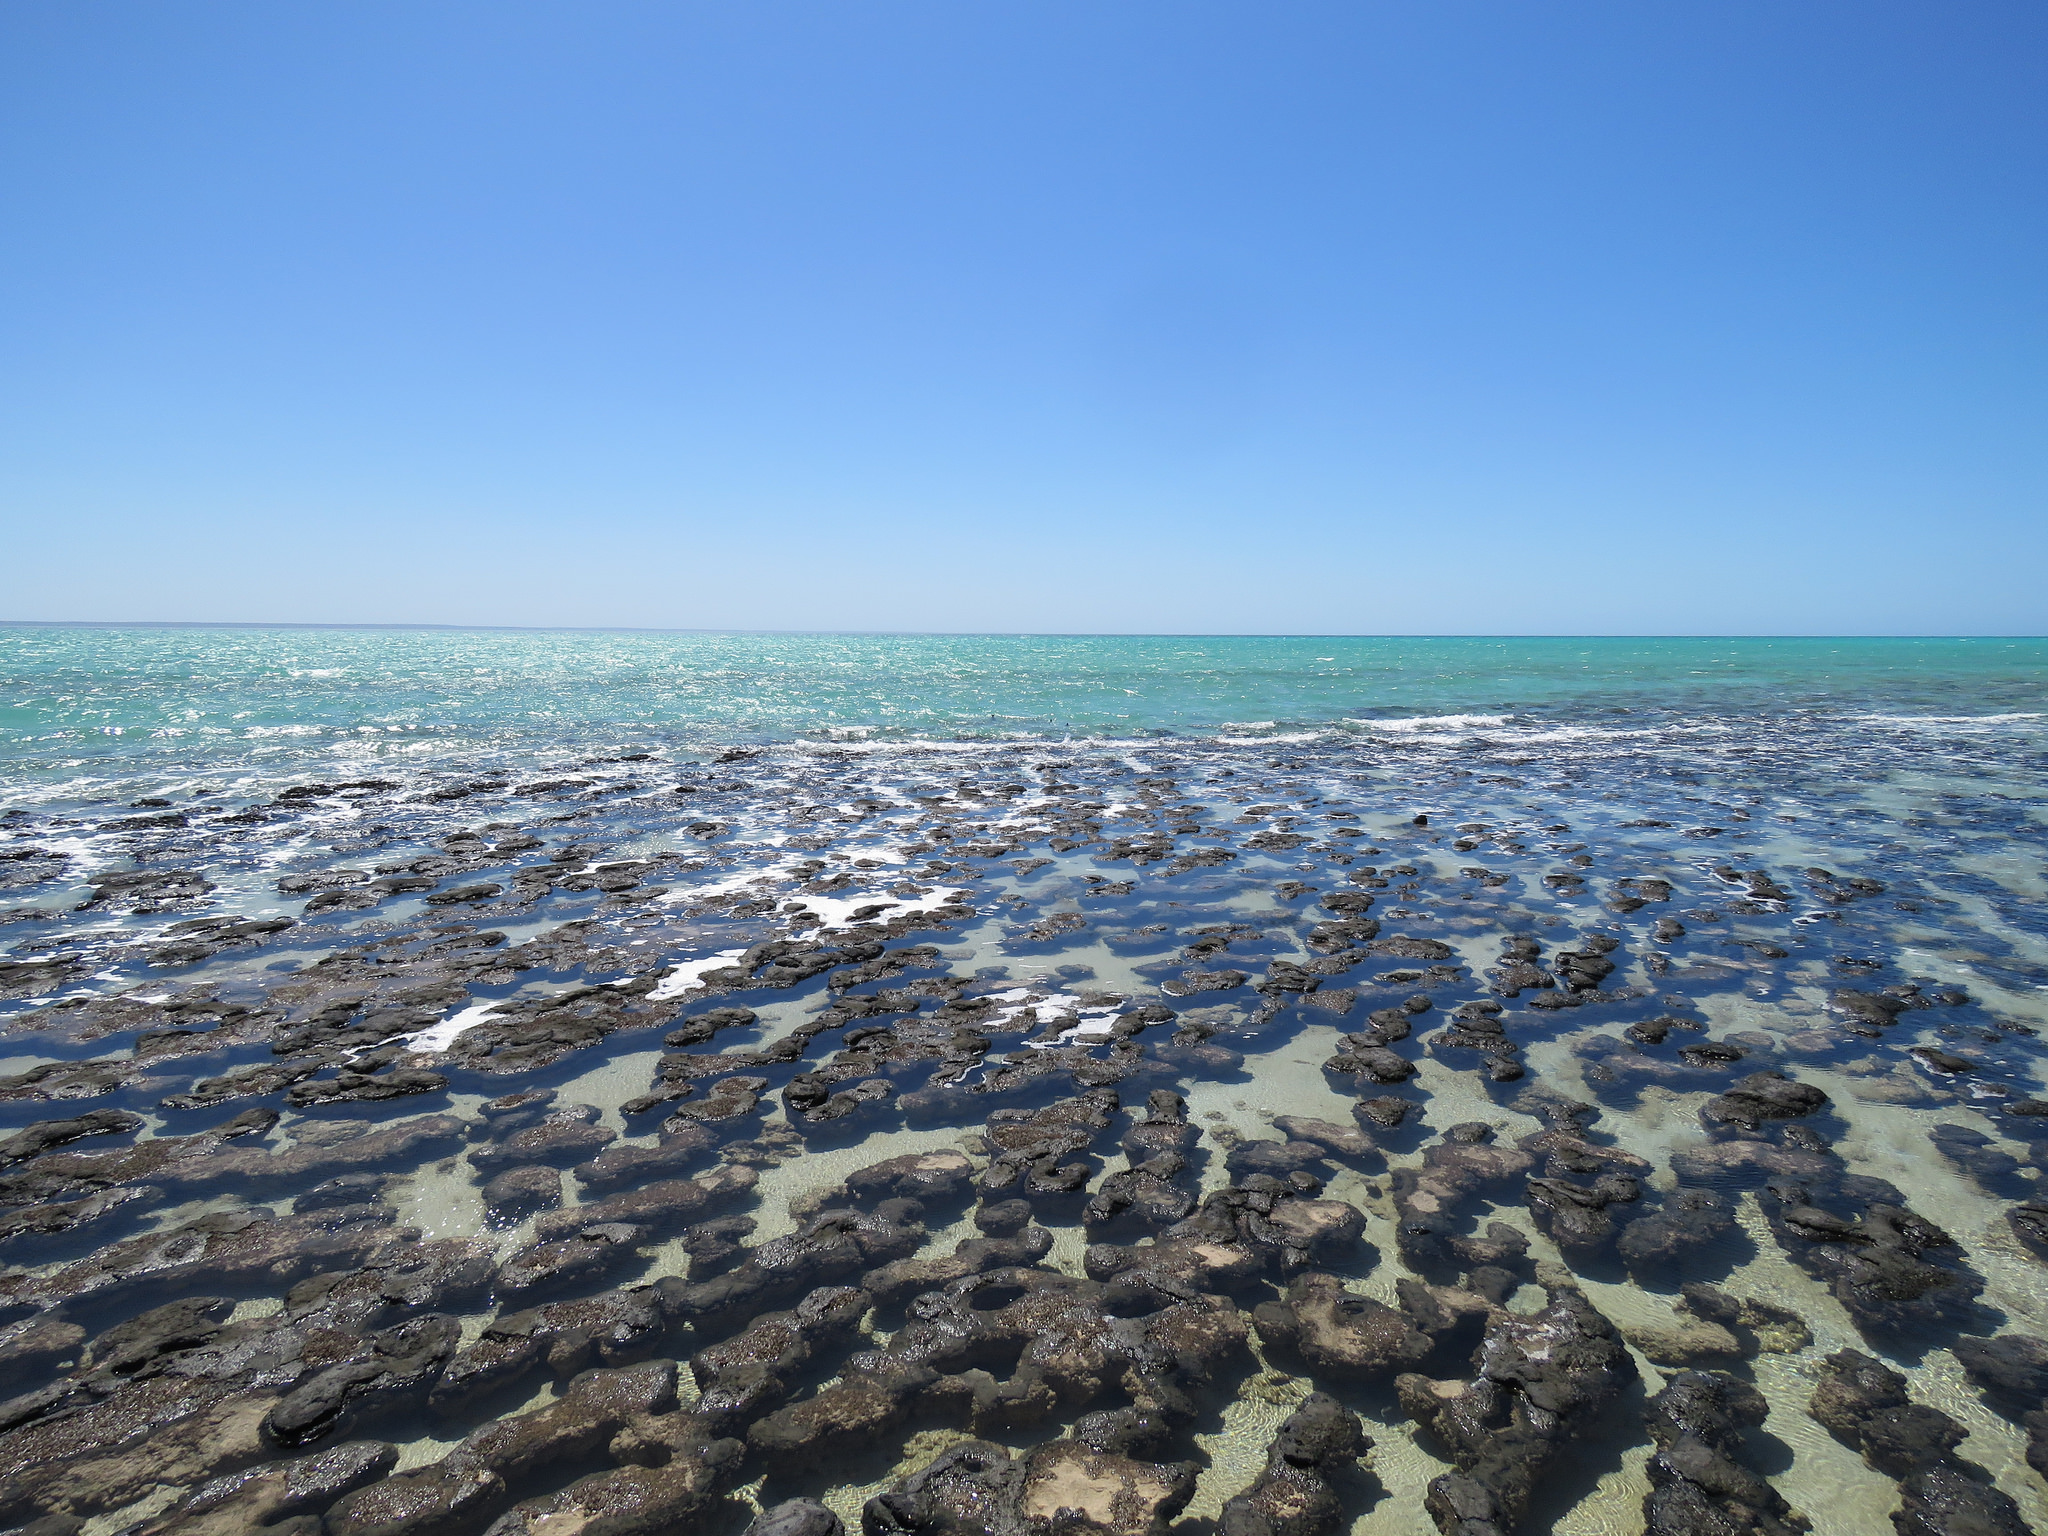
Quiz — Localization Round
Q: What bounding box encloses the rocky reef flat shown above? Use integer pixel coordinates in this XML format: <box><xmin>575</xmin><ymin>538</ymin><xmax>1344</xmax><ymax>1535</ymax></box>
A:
<box><xmin>0</xmin><ymin>724</ymin><xmax>2044</xmax><ymax>1535</ymax></box>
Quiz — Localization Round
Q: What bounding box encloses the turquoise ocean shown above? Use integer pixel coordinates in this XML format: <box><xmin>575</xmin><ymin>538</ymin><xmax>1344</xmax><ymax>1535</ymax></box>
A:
<box><xmin>5</xmin><ymin>627</ymin><xmax>2045</xmax><ymax>794</ymax></box>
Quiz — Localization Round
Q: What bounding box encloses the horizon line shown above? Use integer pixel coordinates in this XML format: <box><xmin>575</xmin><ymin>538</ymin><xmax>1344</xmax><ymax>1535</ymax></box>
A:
<box><xmin>1</xmin><ymin>621</ymin><xmax>2043</xmax><ymax>642</ymax></box>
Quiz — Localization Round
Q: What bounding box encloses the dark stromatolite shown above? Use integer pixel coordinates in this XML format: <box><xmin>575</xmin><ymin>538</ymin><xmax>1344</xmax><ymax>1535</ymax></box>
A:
<box><xmin>1700</xmin><ymin>1071</ymin><xmax>1829</xmax><ymax>1134</ymax></box>
<box><xmin>863</xmin><ymin>1437</ymin><xmax>1198</xmax><ymax>1536</ymax></box>
<box><xmin>1760</xmin><ymin>1181</ymin><xmax>1984</xmax><ymax>1337</ymax></box>
<box><xmin>1396</xmin><ymin>1285</ymin><xmax>1637</xmax><ymax>1536</ymax></box>
<box><xmin>1641</xmin><ymin>1369</ymin><xmax>1807</xmax><ymax>1536</ymax></box>
<box><xmin>1388</xmin><ymin>1125</ymin><xmax>1537</xmax><ymax>1276</ymax></box>
<box><xmin>748</xmin><ymin>1264</ymin><xmax>1248</xmax><ymax>1458</ymax></box>
<box><xmin>1220</xmin><ymin>1391</ymin><xmax>1372</xmax><ymax>1536</ymax></box>
<box><xmin>261</xmin><ymin>1313</ymin><xmax>461</xmax><ymax>1448</ymax></box>
<box><xmin>428</xmin><ymin>1287</ymin><xmax>669</xmax><ymax>1415</ymax></box>
<box><xmin>1252</xmin><ymin>1271</ymin><xmax>1486</xmax><ymax>1380</ymax></box>
<box><xmin>132</xmin><ymin>1438</ymin><xmax>399</xmax><ymax>1536</ymax></box>
<box><xmin>328</xmin><ymin>1361</ymin><xmax>740</xmax><ymax>1536</ymax></box>
<box><xmin>656</xmin><ymin>1201</ymin><xmax>927</xmax><ymax>1338</ymax></box>
<box><xmin>687</xmin><ymin>1284</ymin><xmax>870</xmax><ymax>1436</ymax></box>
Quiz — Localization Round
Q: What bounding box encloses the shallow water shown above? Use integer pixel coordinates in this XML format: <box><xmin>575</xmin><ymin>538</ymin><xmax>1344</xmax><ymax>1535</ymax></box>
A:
<box><xmin>0</xmin><ymin>628</ymin><xmax>2044</xmax><ymax>1535</ymax></box>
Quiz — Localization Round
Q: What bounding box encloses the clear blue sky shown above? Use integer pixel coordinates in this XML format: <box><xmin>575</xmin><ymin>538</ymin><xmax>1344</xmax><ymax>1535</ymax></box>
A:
<box><xmin>3</xmin><ymin>2</ymin><xmax>2042</xmax><ymax>634</ymax></box>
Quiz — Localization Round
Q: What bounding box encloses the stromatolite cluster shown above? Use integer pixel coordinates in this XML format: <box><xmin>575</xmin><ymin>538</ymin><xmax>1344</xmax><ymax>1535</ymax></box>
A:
<box><xmin>0</xmin><ymin>743</ymin><xmax>2041</xmax><ymax>1532</ymax></box>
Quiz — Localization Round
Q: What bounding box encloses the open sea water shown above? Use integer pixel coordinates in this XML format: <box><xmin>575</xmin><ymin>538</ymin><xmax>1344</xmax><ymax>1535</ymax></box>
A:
<box><xmin>6</xmin><ymin>629</ymin><xmax>2047</xmax><ymax>774</ymax></box>
<box><xmin>1</xmin><ymin>625</ymin><xmax>2045</xmax><ymax>1535</ymax></box>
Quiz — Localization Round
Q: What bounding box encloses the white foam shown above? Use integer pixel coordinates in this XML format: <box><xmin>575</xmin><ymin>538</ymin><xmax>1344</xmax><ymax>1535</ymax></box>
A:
<box><xmin>790</xmin><ymin>738</ymin><xmax>1043</xmax><ymax>756</ymax></box>
<box><xmin>647</xmin><ymin>948</ymin><xmax>751</xmax><ymax>1001</ymax></box>
<box><xmin>787</xmin><ymin>887</ymin><xmax>971</xmax><ymax>931</ymax></box>
<box><xmin>1467</xmin><ymin>724</ymin><xmax>1646</xmax><ymax>744</ymax></box>
<box><xmin>1858</xmin><ymin>713</ymin><xmax>2045</xmax><ymax>729</ymax></box>
<box><xmin>972</xmin><ymin>986</ymin><xmax>1126</xmax><ymax>1044</ymax></box>
<box><xmin>1347</xmin><ymin>714</ymin><xmax>1510</xmax><ymax>732</ymax></box>
<box><xmin>844</xmin><ymin>844</ymin><xmax>909</xmax><ymax>865</ymax></box>
<box><xmin>396</xmin><ymin>1000</ymin><xmax>502</xmax><ymax>1054</ymax></box>
<box><xmin>654</xmin><ymin>868</ymin><xmax>783</xmax><ymax>907</ymax></box>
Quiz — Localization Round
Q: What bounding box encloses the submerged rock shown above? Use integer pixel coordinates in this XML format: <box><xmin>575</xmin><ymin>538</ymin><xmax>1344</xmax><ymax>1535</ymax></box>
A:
<box><xmin>493</xmin><ymin>1221</ymin><xmax>649</xmax><ymax>1302</ymax></box>
<box><xmin>751</xmin><ymin>1263</ymin><xmax>1248</xmax><ymax>1458</ymax></box>
<box><xmin>12</xmin><ymin>1204</ymin><xmax>410</xmax><ymax>1321</ymax></box>
<box><xmin>1952</xmin><ymin>1333</ymin><xmax>2048</xmax><ymax>1482</ymax></box>
<box><xmin>689</xmin><ymin>1284</ymin><xmax>869</xmax><ymax>1436</ymax></box>
<box><xmin>1389</xmin><ymin>1127</ymin><xmax>1536</xmax><ymax>1276</ymax></box>
<box><xmin>571</xmin><ymin>1123</ymin><xmax>722</xmax><ymax>1192</ymax></box>
<box><xmin>262</xmin><ymin>1313</ymin><xmax>459</xmax><ymax>1448</ymax></box>
<box><xmin>863</xmin><ymin>1227</ymin><xmax>1055</xmax><ymax>1309</ymax></box>
<box><xmin>430</xmin><ymin>1287</ymin><xmax>668</xmax><ymax>1415</ymax></box>
<box><xmin>467</xmin><ymin>1105</ymin><xmax>617</xmax><ymax>1172</ymax></box>
<box><xmin>1623</xmin><ymin>1283</ymin><xmax>1810</xmax><ymax>1366</ymax></box>
<box><xmin>791</xmin><ymin>1148</ymin><xmax>977</xmax><ymax>1221</ymax></box>
<box><xmin>480</xmin><ymin>1165</ymin><xmax>562</xmax><ymax>1222</ymax></box>
<box><xmin>533</xmin><ymin>1164</ymin><xmax>756</xmax><ymax>1241</ymax></box>
<box><xmin>1700</xmin><ymin>1072</ymin><xmax>1829</xmax><ymax>1134</ymax></box>
<box><xmin>1809</xmin><ymin>1349</ymin><xmax>2028</xmax><ymax>1536</ymax></box>
<box><xmin>1616</xmin><ymin>1187</ymin><xmax>1737</xmax><ymax>1276</ymax></box>
<box><xmin>1761</xmin><ymin>1182</ymin><xmax>1984</xmax><ymax>1337</ymax></box>
<box><xmin>0</xmin><ymin>1183</ymin><xmax>164</xmax><ymax>1253</ymax></box>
